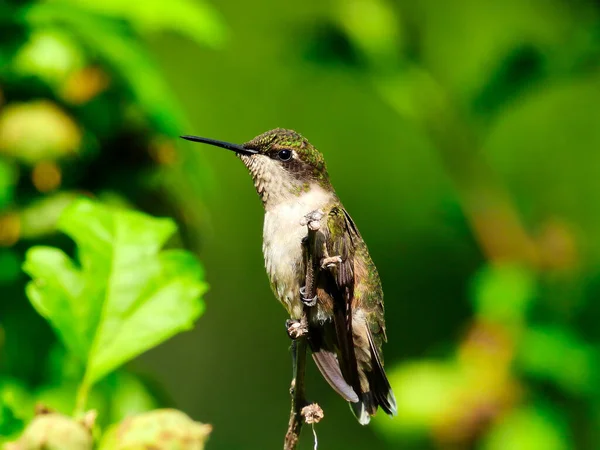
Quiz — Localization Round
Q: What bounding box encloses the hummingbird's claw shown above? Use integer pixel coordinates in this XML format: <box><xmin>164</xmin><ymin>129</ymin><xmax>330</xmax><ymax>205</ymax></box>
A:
<box><xmin>301</xmin><ymin>209</ymin><xmax>325</xmax><ymax>231</ymax></box>
<box><xmin>321</xmin><ymin>255</ymin><xmax>342</xmax><ymax>270</ymax></box>
<box><xmin>302</xmin><ymin>295</ymin><xmax>318</xmax><ymax>307</ymax></box>
<box><xmin>299</xmin><ymin>286</ymin><xmax>318</xmax><ymax>306</ymax></box>
<box><xmin>286</xmin><ymin>318</ymin><xmax>308</xmax><ymax>340</ymax></box>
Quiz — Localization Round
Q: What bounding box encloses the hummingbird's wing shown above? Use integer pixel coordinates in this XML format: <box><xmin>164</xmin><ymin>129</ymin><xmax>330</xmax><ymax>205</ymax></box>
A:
<box><xmin>310</xmin><ymin>206</ymin><xmax>362</xmax><ymax>396</ymax></box>
<box><xmin>310</xmin><ymin>205</ymin><xmax>396</xmax><ymax>423</ymax></box>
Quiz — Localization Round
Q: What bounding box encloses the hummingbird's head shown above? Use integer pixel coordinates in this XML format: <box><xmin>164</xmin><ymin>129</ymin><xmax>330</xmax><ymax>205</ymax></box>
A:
<box><xmin>181</xmin><ymin>128</ymin><xmax>333</xmax><ymax>208</ymax></box>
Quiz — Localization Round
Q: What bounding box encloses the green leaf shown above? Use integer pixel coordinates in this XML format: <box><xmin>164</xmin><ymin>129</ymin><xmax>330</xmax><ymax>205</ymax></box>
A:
<box><xmin>23</xmin><ymin>198</ymin><xmax>207</xmax><ymax>411</ymax></box>
<box><xmin>22</xmin><ymin>1</ymin><xmax>225</xmax><ymax>134</ymax></box>
<box><xmin>470</xmin><ymin>264</ymin><xmax>537</xmax><ymax>326</ymax></box>
<box><xmin>12</xmin><ymin>27</ymin><xmax>86</xmax><ymax>89</ymax></box>
<box><xmin>482</xmin><ymin>405</ymin><xmax>570</xmax><ymax>450</ymax></box>
<box><xmin>516</xmin><ymin>325</ymin><xmax>597</xmax><ymax>395</ymax></box>
<box><xmin>0</xmin><ymin>377</ymin><xmax>33</xmax><ymax>422</ymax></box>
<box><xmin>0</xmin><ymin>377</ymin><xmax>33</xmax><ymax>440</ymax></box>
<box><xmin>0</xmin><ymin>249</ymin><xmax>21</xmax><ymax>284</ymax></box>
<box><xmin>23</xmin><ymin>4</ymin><xmax>181</xmax><ymax>134</ymax></box>
<box><xmin>34</xmin><ymin>381</ymin><xmax>108</xmax><ymax>419</ymax></box>
<box><xmin>0</xmin><ymin>403</ymin><xmax>24</xmax><ymax>442</ymax></box>
<box><xmin>0</xmin><ymin>158</ymin><xmax>17</xmax><ymax>211</ymax></box>
<box><xmin>106</xmin><ymin>372</ymin><xmax>158</xmax><ymax>424</ymax></box>
<box><xmin>46</xmin><ymin>0</ymin><xmax>227</xmax><ymax>48</ymax></box>
<box><xmin>372</xmin><ymin>360</ymin><xmax>462</xmax><ymax>439</ymax></box>
<box><xmin>333</xmin><ymin>0</ymin><xmax>403</xmax><ymax>70</ymax></box>
<box><xmin>18</xmin><ymin>192</ymin><xmax>80</xmax><ymax>240</ymax></box>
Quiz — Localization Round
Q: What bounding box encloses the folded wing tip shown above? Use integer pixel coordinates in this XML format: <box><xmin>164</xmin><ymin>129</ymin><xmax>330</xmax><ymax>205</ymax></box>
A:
<box><xmin>312</xmin><ymin>351</ymin><xmax>359</xmax><ymax>403</ymax></box>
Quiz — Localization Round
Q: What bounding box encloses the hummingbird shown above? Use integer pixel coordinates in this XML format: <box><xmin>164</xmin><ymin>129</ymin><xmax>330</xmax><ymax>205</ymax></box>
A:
<box><xmin>181</xmin><ymin>128</ymin><xmax>396</xmax><ymax>424</ymax></box>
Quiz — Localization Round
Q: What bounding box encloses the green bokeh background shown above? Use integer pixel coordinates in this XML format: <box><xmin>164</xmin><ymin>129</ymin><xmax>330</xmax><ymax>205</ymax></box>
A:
<box><xmin>2</xmin><ymin>0</ymin><xmax>600</xmax><ymax>449</ymax></box>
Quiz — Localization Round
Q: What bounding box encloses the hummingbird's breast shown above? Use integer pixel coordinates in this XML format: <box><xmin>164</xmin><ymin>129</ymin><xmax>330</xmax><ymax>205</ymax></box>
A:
<box><xmin>262</xmin><ymin>186</ymin><xmax>334</xmax><ymax>319</ymax></box>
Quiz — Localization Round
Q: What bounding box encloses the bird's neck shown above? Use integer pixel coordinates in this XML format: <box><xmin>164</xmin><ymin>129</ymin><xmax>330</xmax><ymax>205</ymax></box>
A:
<box><xmin>241</xmin><ymin>154</ymin><xmax>335</xmax><ymax>211</ymax></box>
<box><xmin>269</xmin><ymin>186</ymin><xmax>336</xmax><ymax>218</ymax></box>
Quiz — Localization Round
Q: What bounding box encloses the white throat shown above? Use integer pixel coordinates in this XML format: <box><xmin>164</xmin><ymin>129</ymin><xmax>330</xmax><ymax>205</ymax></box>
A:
<box><xmin>241</xmin><ymin>154</ymin><xmax>325</xmax><ymax>210</ymax></box>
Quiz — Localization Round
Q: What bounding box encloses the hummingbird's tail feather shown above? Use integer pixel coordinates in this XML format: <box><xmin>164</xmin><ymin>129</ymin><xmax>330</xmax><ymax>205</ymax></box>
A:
<box><xmin>346</xmin><ymin>326</ymin><xmax>397</xmax><ymax>425</ymax></box>
<box><xmin>308</xmin><ymin>305</ymin><xmax>395</xmax><ymax>424</ymax></box>
<box><xmin>312</xmin><ymin>350</ymin><xmax>359</xmax><ymax>403</ymax></box>
<box><xmin>350</xmin><ymin>392</ymin><xmax>375</xmax><ymax>425</ymax></box>
<box><xmin>366</xmin><ymin>327</ymin><xmax>397</xmax><ymax>417</ymax></box>
<box><xmin>348</xmin><ymin>377</ymin><xmax>395</xmax><ymax>425</ymax></box>
<box><xmin>348</xmin><ymin>324</ymin><xmax>397</xmax><ymax>424</ymax></box>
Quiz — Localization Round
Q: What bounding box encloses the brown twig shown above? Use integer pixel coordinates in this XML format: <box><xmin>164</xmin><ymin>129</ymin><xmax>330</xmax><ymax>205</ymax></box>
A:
<box><xmin>283</xmin><ymin>212</ymin><xmax>323</xmax><ymax>450</ymax></box>
<box><xmin>284</xmin><ymin>332</ymin><xmax>308</xmax><ymax>450</ymax></box>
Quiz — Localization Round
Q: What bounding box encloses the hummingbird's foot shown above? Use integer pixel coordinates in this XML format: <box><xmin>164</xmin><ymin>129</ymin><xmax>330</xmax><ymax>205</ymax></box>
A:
<box><xmin>286</xmin><ymin>318</ymin><xmax>308</xmax><ymax>340</ymax></box>
<box><xmin>300</xmin><ymin>209</ymin><xmax>324</xmax><ymax>231</ymax></box>
<box><xmin>321</xmin><ymin>255</ymin><xmax>342</xmax><ymax>270</ymax></box>
<box><xmin>299</xmin><ymin>286</ymin><xmax>318</xmax><ymax>306</ymax></box>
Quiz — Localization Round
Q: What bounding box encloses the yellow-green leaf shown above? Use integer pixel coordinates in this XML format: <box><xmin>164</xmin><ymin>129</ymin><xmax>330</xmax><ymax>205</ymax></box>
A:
<box><xmin>23</xmin><ymin>199</ymin><xmax>207</xmax><ymax>410</ymax></box>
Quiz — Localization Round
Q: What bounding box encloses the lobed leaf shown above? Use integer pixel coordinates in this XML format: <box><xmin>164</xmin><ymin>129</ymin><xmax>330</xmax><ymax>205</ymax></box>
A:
<box><xmin>23</xmin><ymin>198</ymin><xmax>207</xmax><ymax>405</ymax></box>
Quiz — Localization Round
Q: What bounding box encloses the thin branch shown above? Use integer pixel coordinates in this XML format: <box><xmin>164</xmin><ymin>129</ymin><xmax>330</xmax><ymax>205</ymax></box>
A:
<box><xmin>284</xmin><ymin>334</ymin><xmax>308</xmax><ymax>450</ymax></box>
<box><xmin>283</xmin><ymin>212</ymin><xmax>323</xmax><ymax>450</ymax></box>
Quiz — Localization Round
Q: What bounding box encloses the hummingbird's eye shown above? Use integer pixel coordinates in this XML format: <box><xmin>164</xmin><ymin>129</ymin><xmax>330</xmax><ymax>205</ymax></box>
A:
<box><xmin>277</xmin><ymin>149</ymin><xmax>293</xmax><ymax>161</ymax></box>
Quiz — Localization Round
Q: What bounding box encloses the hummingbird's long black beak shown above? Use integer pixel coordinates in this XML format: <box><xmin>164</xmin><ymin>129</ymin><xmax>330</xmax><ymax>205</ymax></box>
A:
<box><xmin>180</xmin><ymin>135</ymin><xmax>258</xmax><ymax>156</ymax></box>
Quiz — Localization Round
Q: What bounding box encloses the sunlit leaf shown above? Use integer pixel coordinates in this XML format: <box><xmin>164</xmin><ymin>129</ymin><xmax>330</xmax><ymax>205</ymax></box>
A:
<box><xmin>12</xmin><ymin>28</ymin><xmax>86</xmax><ymax>89</ymax></box>
<box><xmin>0</xmin><ymin>100</ymin><xmax>81</xmax><ymax>165</ymax></box>
<box><xmin>372</xmin><ymin>361</ymin><xmax>462</xmax><ymax>438</ymax></box>
<box><xmin>482</xmin><ymin>405</ymin><xmax>569</xmax><ymax>450</ymax></box>
<box><xmin>23</xmin><ymin>198</ymin><xmax>207</xmax><ymax>410</ymax></box>
<box><xmin>18</xmin><ymin>191</ymin><xmax>79</xmax><ymax>240</ymax></box>
<box><xmin>47</xmin><ymin>0</ymin><xmax>227</xmax><ymax>49</ymax></box>
<box><xmin>333</xmin><ymin>0</ymin><xmax>402</xmax><ymax>69</ymax></box>
<box><xmin>470</xmin><ymin>264</ymin><xmax>537</xmax><ymax>326</ymax></box>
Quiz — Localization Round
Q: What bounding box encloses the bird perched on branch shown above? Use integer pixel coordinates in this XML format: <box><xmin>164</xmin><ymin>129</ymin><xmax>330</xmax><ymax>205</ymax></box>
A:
<box><xmin>182</xmin><ymin>129</ymin><xmax>396</xmax><ymax>424</ymax></box>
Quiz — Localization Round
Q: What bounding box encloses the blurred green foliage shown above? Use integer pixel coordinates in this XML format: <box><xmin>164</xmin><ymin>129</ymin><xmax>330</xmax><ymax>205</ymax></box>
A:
<box><xmin>0</xmin><ymin>0</ymin><xmax>219</xmax><ymax>445</ymax></box>
<box><xmin>3</xmin><ymin>0</ymin><xmax>600</xmax><ymax>449</ymax></box>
